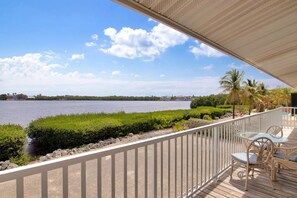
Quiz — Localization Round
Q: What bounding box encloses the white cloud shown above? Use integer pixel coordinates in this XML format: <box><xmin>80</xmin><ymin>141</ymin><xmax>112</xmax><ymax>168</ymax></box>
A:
<box><xmin>228</xmin><ymin>63</ymin><xmax>240</xmax><ymax>69</ymax></box>
<box><xmin>190</xmin><ymin>42</ymin><xmax>226</xmax><ymax>58</ymax></box>
<box><xmin>0</xmin><ymin>53</ymin><xmax>95</xmax><ymax>91</ymax></box>
<box><xmin>160</xmin><ymin>74</ymin><xmax>165</xmax><ymax>78</ymax></box>
<box><xmin>85</xmin><ymin>42</ymin><xmax>97</xmax><ymax>47</ymax></box>
<box><xmin>91</xmin><ymin>34</ymin><xmax>98</xmax><ymax>40</ymax></box>
<box><xmin>0</xmin><ymin>54</ymin><xmax>286</xmax><ymax>96</ymax></box>
<box><xmin>69</xmin><ymin>54</ymin><xmax>85</xmax><ymax>61</ymax></box>
<box><xmin>100</xmin><ymin>23</ymin><xmax>188</xmax><ymax>60</ymax></box>
<box><xmin>148</xmin><ymin>18</ymin><xmax>157</xmax><ymax>22</ymax></box>
<box><xmin>0</xmin><ymin>54</ymin><xmax>221</xmax><ymax>96</ymax></box>
<box><xmin>227</xmin><ymin>63</ymin><xmax>249</xmax><ymax>69</ymax></box>
<box><xmin>201</xmin><ymin>64</ymin><xmax>213</xmax><ymax>71</ymax></box>
<box><xmin>131</xmin><ymin>73</ymin><xmax>140</xmax><ymax>78</ymax></box>
<box><xmin>100</xmin><ymin>71</ymin><xmax>107</xmax><ymax>74</ymax></box>
<box><xmin>111</xmin><ymin>70</ymin><xmax>121</xmax><ymax>76</ymax></box>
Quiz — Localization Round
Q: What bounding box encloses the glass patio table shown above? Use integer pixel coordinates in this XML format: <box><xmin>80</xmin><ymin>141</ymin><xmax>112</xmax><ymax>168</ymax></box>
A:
<box><xmin>238</xmin><ymin>132</ymin><xmax>288</xmax><ymax>144</ymax></box>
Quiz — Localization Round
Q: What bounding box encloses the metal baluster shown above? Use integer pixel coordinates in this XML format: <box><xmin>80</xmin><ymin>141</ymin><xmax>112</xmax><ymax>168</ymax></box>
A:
<box><xmin>81</xmin><ymin>161</ymin><xmax>87</xmax><ymax>198</ymax></box>
<box><xmin>167</xmin><ymin>139</ymin><xmax>170</xmax><ymax>198</ymax></box>
<box><xmin>63</xmin><ymin>166</ymin><xmax>68</xmax><ymax>198</ymax></box>
<box><xmin>144</xmin><ymin>146</ymin><xmax>148</xmax><ymax>198</ymax></box>
<box><xmin>154</xmin><ymin>143</ymin><xmax>157</xmax><ymax>198</ymax></box>
<box><xmin>135</xmin><ymin>149</ymin><xmax>138</xmax><ymax>198</ymax></box>
<box><xmin>161</xmin><ymin>142</ymin><xmax>163</xmax><ymax>198</ymax></box>
<box><xmin>111</xmin><ymin>154</ymin><xmax>115</xmax><ymax>198</ymax></box>
<box><xmin>174</xmin><ymin>138</ymin><xmax>177</xmax><ymax>198</ymax></box>
<box><xmin>41</xmin><ymin>171</ymin><xmax>48</xmax><ymax>198</ymax></box>
<box><xmin>16</xmin><ymin>177</ymin><xmax>24</xmax><ymax>198</ymax></box>
<box><xmin>97</xmin><ymin>158</ymin><xmax>102</xmax><ymax>198</ymax></box>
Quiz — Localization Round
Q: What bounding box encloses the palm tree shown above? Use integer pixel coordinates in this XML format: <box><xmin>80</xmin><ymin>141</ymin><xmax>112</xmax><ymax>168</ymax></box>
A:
<box><xmin>280</xmin><ymin>88</ymin><xmax>292</xmax><ymax>107</ymax></box>
<box><xmin>219</xmin><ymin>69</ymin><xmax>244</xmax><ymax>119</ymax></box>
<box><xmin>257</xmin><ymin>82</ymin><xmax>269</xmax><ymax>112</ymax></box>
<box><xmin>242</xmin><ymin>79</ymin><xmax>258</xmax><ymax>115</ymax></box>
<box><xmin>269</xmin><ymin>87</ymin><xmax>292</xmax><ymax>107</ymax></box>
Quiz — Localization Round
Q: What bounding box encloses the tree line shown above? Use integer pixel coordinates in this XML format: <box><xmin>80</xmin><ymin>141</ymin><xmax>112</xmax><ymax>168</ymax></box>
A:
<box><xmin>191</xmin><ymin>69</ymin><xmax>295</xmax><ymax>119</ymax></box>
<box><xmin>0</xmin><ymin>94</ymin><xmax>163</xmax><ymax>101</ymax></box>
<box><xmin>1</xmin><ymin>94</ymin><xmax>195</xmax><ymax>101</ymax></box>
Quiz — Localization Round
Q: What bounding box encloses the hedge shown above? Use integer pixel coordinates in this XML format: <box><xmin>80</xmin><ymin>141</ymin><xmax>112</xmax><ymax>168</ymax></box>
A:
<box><xmin>0</xmin><ymin>125</ymin><xmax>26</xmax><ymax>161</ymax></box>
<box><xmin>28</xmin><ymin>107</ymin><xmax>231</xmax><ymax>153</ymax></box>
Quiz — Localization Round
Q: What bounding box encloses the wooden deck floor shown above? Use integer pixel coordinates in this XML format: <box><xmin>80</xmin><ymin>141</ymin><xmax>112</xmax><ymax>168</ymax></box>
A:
<box><xmin>193</xmin><ymin>167</ymin><xmax>297</xmax><ymax>198</ymax></box>
<box><xmin>193</xmin><ymin>128</ymin><xmax>297</xmax><ymax>198</ymax></box>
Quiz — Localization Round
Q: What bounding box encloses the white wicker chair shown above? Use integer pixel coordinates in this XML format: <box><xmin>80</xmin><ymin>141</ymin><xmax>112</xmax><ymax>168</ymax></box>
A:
<box><xmin>266</xmin><ymin>125</ymin><xmax>283</xmax><ymax>138</ymax></box>
<box><xmin>230</xmin><ymin>137</ymin><xmax>275</xmax><ymax>191</ymax></box>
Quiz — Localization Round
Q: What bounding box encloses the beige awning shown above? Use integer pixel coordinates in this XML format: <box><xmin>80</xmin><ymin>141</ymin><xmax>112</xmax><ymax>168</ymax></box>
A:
<box><xmin>113</xmin><ymin>0</ymin><xmax>297</xmax><ymax>88</ymax></box>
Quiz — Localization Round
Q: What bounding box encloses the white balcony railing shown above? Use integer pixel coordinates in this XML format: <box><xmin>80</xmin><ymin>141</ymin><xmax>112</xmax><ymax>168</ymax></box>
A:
<box><xmin>0</xmin><ymin>108</ymin><xmax>292</xmax><ymax>198</ymax></box>
<box><xmin>281</xmin><ymin>107</ymin><xmax>297</xmax><ymax>128</ymax></box>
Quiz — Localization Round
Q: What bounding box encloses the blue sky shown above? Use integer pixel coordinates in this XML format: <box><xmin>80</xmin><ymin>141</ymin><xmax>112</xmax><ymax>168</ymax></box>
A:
<box><xmin>0</xmin><ymin>0</ymin><xmax>286</xmax><ymax>96</ymax></box>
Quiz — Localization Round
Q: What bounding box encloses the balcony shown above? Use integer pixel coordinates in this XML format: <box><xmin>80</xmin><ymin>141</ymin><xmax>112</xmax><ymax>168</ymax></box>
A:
<box><xmin>0</xmin><ymin>107</ymin><xmax>296</xmax><ymax>198</ymax></box>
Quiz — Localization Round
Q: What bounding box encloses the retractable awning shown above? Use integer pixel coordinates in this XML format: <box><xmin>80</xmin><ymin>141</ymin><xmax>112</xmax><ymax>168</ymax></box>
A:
<box><xmin>113</xmin><ymin>0</ymin><xmax>297</xmax><ymax>88</ymax></box>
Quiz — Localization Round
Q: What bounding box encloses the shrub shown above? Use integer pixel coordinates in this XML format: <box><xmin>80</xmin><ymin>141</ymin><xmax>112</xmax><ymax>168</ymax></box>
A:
<box><xmin>0</xmin><ymin>125</ymin><xmax>26</xmax><ymax>161</ymax></box>
<box><xmin>173</xmin><ymin>120</ymin><xmax>189</xmax><ymax>132</ymax></box>
<box><xmin>9</xmin><ymin>154</ymin><xmax>31</xmax><ymax>166</ymax></box>
<box><xmin>188</xmin><ymin>118</ymin><xmax>214</xmax><ymax>128</ymax></box>
<box><xmin>203</xmin><ymin>115</ymin><xmax>212</xmax><ymax>120</ymax></box>
<box><xmin>28</xmin><ymin>107</ymin><xmax>231</xmax><ymax>153</ymax></box>
<box><xmin>217</xmin><ymin>105</ymin><xmax>232</xmax><ymax>109</ymax></box>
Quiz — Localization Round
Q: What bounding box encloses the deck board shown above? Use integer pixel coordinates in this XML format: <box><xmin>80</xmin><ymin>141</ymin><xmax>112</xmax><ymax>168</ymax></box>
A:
<box><xmin>194</xmin><ymin>128</ymin><xmax>297</xmax><ymax>198</ymax></box>
<box><xmin>193</xmin><ymin>167</ymin><xmax>297</xmax><ymax>198</ymax></box>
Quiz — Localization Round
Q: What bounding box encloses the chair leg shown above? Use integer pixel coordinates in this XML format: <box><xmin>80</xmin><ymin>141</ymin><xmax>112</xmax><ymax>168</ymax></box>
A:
<box><xmin>230</xmin><ymin>159</ymin><xmax>234</xmax><ymax>179</ymax></box>
<box><xmin>245</xmin><ymin>166</ymin><xmax>249</xmax><ymax>191</ymax></box>
<box><xmin>266</xmin><ymin>166</ymin><xmax>275</xmax><ymax>190</ymax></box>
<box><xmin>271</xmin><ymin>161</ymin><xmax>277</xmax><ymax>181</ymax></box>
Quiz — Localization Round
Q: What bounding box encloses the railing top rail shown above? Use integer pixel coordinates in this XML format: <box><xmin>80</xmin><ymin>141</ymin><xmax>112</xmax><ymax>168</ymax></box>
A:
<box><xmin>0</xmin><ymin>108</ymin><xmax>282</xmax><ymax>182</ymax></box>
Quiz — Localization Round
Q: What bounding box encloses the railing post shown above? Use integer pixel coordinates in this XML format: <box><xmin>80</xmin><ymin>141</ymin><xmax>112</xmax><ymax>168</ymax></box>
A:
<box><xmin>279</xmin><ymin>108</ymin><xmax>283</xmax><ymax>128</ymax></box>
<box><xmin>259</xmin><ymin>115</ymin><xmax>262</xmax><ymax>131</ymax></box>
<box><xmin>292</xmin><ymin>107</ymin><xmax>296</xmax><ymax>128</ymax></box>
<box><xmin>242</xmin><ymin>119</ymin><xmax>246</xmax><ymax>133</ymax></box>
<box><xmin>213</xmin><ymin>127</ymin><xmax>219</xmax><ymax>182</ymax></box>
<box><xmin>241</xmin><ymin>120</ymin><xmax>246</xmax><ymax>151</ymax></box>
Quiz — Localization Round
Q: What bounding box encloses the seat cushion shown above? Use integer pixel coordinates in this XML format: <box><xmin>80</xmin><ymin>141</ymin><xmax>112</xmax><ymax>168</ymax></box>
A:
<box><xmin>232</xmin><ymin>152</ymin><xmax>257</xmax><ymax>164</ymax></box>
<box><xmin>274</xmin><ymin>151</ymin><xmax>297</xmax><ymax>162</ymax></box>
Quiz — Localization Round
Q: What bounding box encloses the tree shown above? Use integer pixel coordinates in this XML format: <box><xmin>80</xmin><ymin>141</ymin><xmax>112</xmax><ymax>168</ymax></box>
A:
<box><xmin>190</xmin><ymin>94</ymin><xmax>227</xmax><ymax>108</ymax></box>
<box><xmin>257</xmin><ymin>82</ymin><xmax>269</xmax><ymax>112</ymax></box>
<box><xmin>0</xmin><ymin>94</ymin><xmax>7</xmax><ymax>100</ymax></box>
<box><xmin>219</xmin><ymin>69</ymin><xmax>244</xmax><ymax>119</ymax></box>
<box><xmin>269</xmin><ymin>87</ymin><xmax>293</xmax><ymax>108</ymax></box>
<box><xmin>242</xmin><ymin>79</ymin><xmax>258</xmax><ymax>115</ymax></box>
<box><xmin>279</xmin><ymin>88</ymin><xmax>292</xmax><ymax>107</ymax></box>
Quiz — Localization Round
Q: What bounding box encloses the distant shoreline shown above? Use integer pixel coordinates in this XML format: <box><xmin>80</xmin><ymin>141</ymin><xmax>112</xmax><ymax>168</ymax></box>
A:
<box><xmin>0</xmin><ymin>94</ymin><xmax>192</xmax><ymax>101</ymax></box>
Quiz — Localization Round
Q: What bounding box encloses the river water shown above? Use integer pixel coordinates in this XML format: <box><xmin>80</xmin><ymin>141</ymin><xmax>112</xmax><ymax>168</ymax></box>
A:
<box><xmin>0</xmin><ymin>100</ymin><xmax>191</xmax><ymax>127</ymax></box>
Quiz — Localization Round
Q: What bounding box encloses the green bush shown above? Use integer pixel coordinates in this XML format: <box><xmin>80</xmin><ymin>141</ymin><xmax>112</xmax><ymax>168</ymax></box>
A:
<box><xmin>217</xmin><ymin>105</ymin><xmax>232</xmax><ymax>109</ymax></box>
<box><xmin>0</xmin><ymin>125</ymin><xmax>26</xmax><ymax>161</ymax></box>
<box><xmin>28</xmin><ymin>107</ymin><xmax>231</xmax><ymax>153</ymax></box>
<box><xmin>173</xmin><ymin>120</ymin><xmax>189</xmax><ymax>132</ymax></box>
<box><xmin>203</xmin><ymin>115</ymin><xmax>212</xmax><ymax>120</ymax></box>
